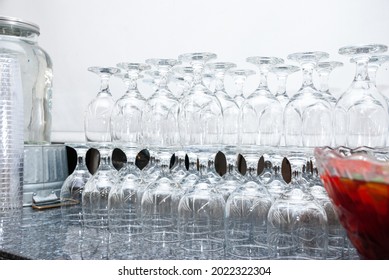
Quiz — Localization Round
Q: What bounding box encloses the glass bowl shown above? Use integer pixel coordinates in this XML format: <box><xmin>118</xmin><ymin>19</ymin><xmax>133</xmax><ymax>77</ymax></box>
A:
<box><xmin>314</xmin><ymin>146</ymin><xmax>389</xmax><ymax>259</ymax></box>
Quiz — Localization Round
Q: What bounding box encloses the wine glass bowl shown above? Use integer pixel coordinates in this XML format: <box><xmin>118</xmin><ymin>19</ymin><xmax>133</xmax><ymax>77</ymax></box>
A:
<box><xmin>85</xmin><ymin>67</ymin><xmax>119</xmax><ymax>142</ymax></box>
<box><xmin>335</xmin><ymin>44</ymin><xmax>389</xmax><ymax>147</ymax></box>
<box><xmin>314</xmin><ymin>146</ymin><xmax>389</xmax><ymax>259</ymax></box>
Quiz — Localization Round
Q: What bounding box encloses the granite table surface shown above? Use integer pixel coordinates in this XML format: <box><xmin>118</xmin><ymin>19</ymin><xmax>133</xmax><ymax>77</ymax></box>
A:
<box><xmin>0</xmin><ymin>205</ymin><xmax>359</xmax><ymax>260</ymax></box>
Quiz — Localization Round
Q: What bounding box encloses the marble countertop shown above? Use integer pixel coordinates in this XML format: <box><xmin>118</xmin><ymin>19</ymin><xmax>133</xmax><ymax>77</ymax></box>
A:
<box><xmin>0</xmin><ymin>206</ymin><xmax>93</xmax><ymax>260</ymax></box>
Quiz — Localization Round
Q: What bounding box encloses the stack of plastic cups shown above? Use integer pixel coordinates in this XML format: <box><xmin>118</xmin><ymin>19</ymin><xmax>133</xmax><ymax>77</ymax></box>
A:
<box><xmin>0</xmin><ymin>54</ymin><xmax>24</xmax><ymax>251</ymax></box>
<box><xmin>0</xmin><ymin>54</ymin><xmax>24</xmax><ymax>212</ymax></box>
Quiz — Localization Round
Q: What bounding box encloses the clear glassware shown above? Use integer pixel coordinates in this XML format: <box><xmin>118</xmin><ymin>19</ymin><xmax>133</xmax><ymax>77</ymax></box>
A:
<box><xmin>107</xmin><ymin>144</ymin><xmax>144</xmax><ymax>260</ymax></box>
<box><xmin>140</xmin><ymin>153</ymin><xmax>183</xmax><ymax>259</ymax></box>
<box><xmin>81</xmin><ymin>143</ymin><xmax>117</xmax><ymax>259</ymax></box>
<box><xmin>265</xmin><ymin>165</ymin><xmax>287</xmax><ymax>201</ymax></box>
<box><xmin>267</xmin><ymin>158</ymin><xmax>328</xmax><ymax>259</ymax></box>
<box><xmin>177</xmin><ymin>52</ymin><xmax>221</xmax><ymax>156</ymax></box>
<box><xmin>110</xmin><ymin>63</ymin><xmax>150</xmax><ymax>147</ymax></box>
<box><xmin>170</xmin><ymin>66</ymin><xmax>194</xmax><ymax>182</ymax></box>
<box><xmin>178</xmin><ymin>152</ymin><xmax>200</xmax><ymax>193</ymax></box>
<box><xmin>335</xmin><ymin>44</ymin><xmax>388</xmax><ymax>147</ymax></box>
<box><xmin>225</xmin><ymin>168</ymin><xmax>274</xmax><ymax>259</ymax></box>
<box><xmin>169</xmin><ymin>66</ymin><xmax>194</xmax><ymax>99</ymax></box>
<box><xmin>227</xmin><ymin>68</ymin><xmax>256</xmax><ymax>109</ymax></box>
<box><xmin>85</xmin><ymin>67</ymin><xmax>119</xmax><ymax>142</ymax></box>
<box><xmin>60</xmin><ymin>143</ymin><xmax>92</xmax><ymax>224</ymax></box>
<box><xmin>284</xmin><ymin>51</ymin><xmax>332</xmax><ymax>147</ymax></box>
<box><xmin>241</xmin><ymin>56</ymin><xmax>284</xmax><ymax>146</ymax></box>
<box><xmin>368</xmin><ymin>55</ymin><xmax>389</xmax><ymax>85</ymax></box>
<box><xmin>205</xmin><ymin>62</ymin><xmax>239</xmax><ymax>185</ymax></box>
<box><xmin>178</xmin><ymin>166</ymin><xmax>226</xmax><ymax>259</ymax></box>
<box><xmin>143</xmin><ymin>58</ymin><xmax>181</xmax><ymax>160</ymax></box>
<box><xmin>270</xmin><ymin>64</ymin><xmax>300</xmax><ymax>110</ymax></box>
<box><xmin>316</xmin><ymin>61</ymin><xmax>343</xmax><ymax>105</ymax></box>
<box><xmin>309</xmin><ymin>182</ymin><xmax>345</xmax><ymax>260</ymax></box>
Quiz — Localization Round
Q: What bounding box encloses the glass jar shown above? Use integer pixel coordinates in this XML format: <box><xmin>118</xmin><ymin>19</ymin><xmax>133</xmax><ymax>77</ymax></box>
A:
<box><xmin>0</xmin><ymin>16</ymin><xmax>53</xmax><ymax>144</ymax></box>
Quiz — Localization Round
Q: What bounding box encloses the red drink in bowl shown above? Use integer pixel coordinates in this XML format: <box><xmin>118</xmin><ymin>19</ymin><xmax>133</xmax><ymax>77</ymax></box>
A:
<box><xmin>315</xmin><ymin>147</ymin><xmax>389</xmax><ymax>259</ymax></box>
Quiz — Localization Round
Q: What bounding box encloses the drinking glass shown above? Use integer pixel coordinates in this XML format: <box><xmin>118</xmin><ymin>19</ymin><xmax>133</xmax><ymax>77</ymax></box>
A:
<box><xmin>368</xmin><ymin>55</ymin><xmax>389</xmax><ymax>85</ymax></box>
<box><xmin>225</xmin><ymin>159</ymin><xmax>274</xmax><ymax>259</ymax></box>
<box><xmin>178</xmin><ymin>166</ymin><xmax>226</xmax><ymax>259</ymax></box>
<box><xmin>81</xmin><ymin>143</ymin><xmax>117</xmax><ymax>259</ymax></box>
<box><xmin>206</xmin><ymin>62</ymin><xmax>239</xmax><ymax>184</ymax></box>
<box><xmin>335</xmin><ymin>44</ymin><xmax>388</xmax><ymax>147</ymax></box>
<box><xmin>270</xmin><ymin>64</ymin><xmax>300</xmax><ymax>109</ymax></box>
<box><xmin>284</xmin><ymin>51</ymin><xmax>332</xmax><ymax>147</ymax></box>
<box><xmin>85</xmin><ymin>67</ymin><xmax>119</xmax><ymax>142</ymax></box>
<box><xmin>170</xmin><ymin>66</ymin><xmax>194</xmax><ymax>182</ymax></box>
<box><xmin>242</xmin><ymin>56</ymin><xmax>284</xmax><ymax>146</ymax></box>
<box><xmin>110</xmin><ymin>62</ymin><xmax>150</xmax><ymax>147</ymax></box>
<box><xmin>170</xmin><ymin>66</ymin><xmax>194</xmax><ymax>99</ymax></box>
<box><xmin>177</xmin><ymin>52</ymin><xmax>221</xmax><ymax>155</ymax></box>
<box><xmin>316</xmin><ymin>61</ymin><xmax>343</xmax><ymax>105</ymax></box>
<box><xmin>107</xmin><ymin>145</ymin><xmax>144</xmax><ymax>259</ymax></box>
<box><xmin>60</xmin><ymin>143</ymin><xmax>92</xmax><ymax>224</ymax></box>
<box><xmin>227</xmin><ymin>68</ymin><xmax>256</xmax><ymax>109</ymax></box>
<box><xmin>143</xmin><ymin>58</ymin><xmax>181</xmax><ymax>160</ymax></box>
<box><xmin>267</xmin><ymin>157</ymin><xmax>328</xmax><ymax>259</ymax></box>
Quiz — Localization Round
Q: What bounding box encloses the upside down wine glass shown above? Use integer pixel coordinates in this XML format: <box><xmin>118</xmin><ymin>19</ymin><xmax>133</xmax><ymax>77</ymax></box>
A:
<box><xmin>335</xmin><ymin>44</ymin><xmax>389</xmax><ymax>148</ymax></box>
<box><xmin>81</xmin><ymin>143</ymin><xmax>118</xmax><ymax>260</ymax></box>
<box><xmin>60</xmin><ymin>143</ymin><xmax>92</xmax><ymax>224</ymax></box>
<box><xmin>110</xmin><ymin>62</ymin><xmax>150</xmax><ymax>147</ymax></box>
<box><xmin>85</xmin><ymin>67</ymin><xmax>119</xmax><ymax>142</ymax></box>
<box><xmin>315</xmin><ymin>61</ymin><xmax>343</xmax><ymax>105</ymax></box>
<box><xmin>284</xmin><ymin>51</ymin><xmax>332</xmax><ymax>147</ymax></box>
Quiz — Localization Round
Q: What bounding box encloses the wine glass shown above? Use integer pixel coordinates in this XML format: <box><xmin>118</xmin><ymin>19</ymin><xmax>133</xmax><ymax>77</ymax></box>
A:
<box><xmin>315</xmin><ymin>61</ymin><xmax>343</xmax><ymax>105</ymax></box>
<box><xmin>60</xmin><ymin>143</ymin><xmax>92</xmax><ymax>224</ymax></box>
<box><xmin>81</xmin><ymin>143</ymin><xmax>118</xmax><ymax>259</ymax></box>
<box><xmin>270</xmin><ymin>64</ymin><xmax>300</xmax><ymax>110</ymax></box>
<box><xmin>242</xmin><ymin>56</ymin><xmax>284</xmax><ymax>146</ymax></box>
<box><xmin>368</xmin><ymin>55</ymin><xmax>389</xmax><ymax>85</ymax></box>
<box><xmin>110</xmin><ymin>62</ymin><xmax>150</xmax><ymax>147</ymax></box>
<box><xmin>227</xmin><ymin>68</ymin><xmax>256</xmax><ymax>108</ymax></box>
<box><xmin>143</xmin><ymin>58</ymin><xmax>181</xmax><ymax>162</ymax></box>
<box><xmin>85</xmin><ymin>67</ymin><xmax>119</xmax><ymax>142</ymax></box>
<box><xmin>107</xmin><ymin>145</ymin><xmax>144</xmax><ymax>260</ymax></box>
<box><xmin>178</xmin><ymin>169</ymin><xmax>226</xmax><ymax>260</ymax></box>
<box><xmin>225</xmin><ymin>161</ymin><xmax>274</xmax><ymax>259</ymax></box>
<box><xmin>169</xmin><ymin>66</ymin><xmax>194</xmax><ymax>99</ymax></box>
<box><xmin>170</xmin><ymin>66</ymin><xmax>194</xmax><ymax>182</ymax></box>
<box><xmin>335</xmin><ymin>44</ymin><xmax>388</xmax><ymax>147</ymax></box>
<box><xmin>267</xmin><ymin>157</ymin><xmax>328</xmax><ymax>259</ymax></box>
<box><xmin>284</xmin><ymin>51</ymin><xmax>332</xmax><ymax>147</ymax></box>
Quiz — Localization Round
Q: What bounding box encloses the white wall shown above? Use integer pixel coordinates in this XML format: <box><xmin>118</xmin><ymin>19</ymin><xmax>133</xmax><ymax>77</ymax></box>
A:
<box><xmin>2</xmin><ymin>0</ymin><xmax>389</xmax><ymax>142</ymax></box>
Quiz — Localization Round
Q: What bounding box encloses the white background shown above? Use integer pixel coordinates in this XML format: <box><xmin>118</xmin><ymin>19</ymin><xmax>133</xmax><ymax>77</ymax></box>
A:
<box><xmin>1</xmin><ymin>0</ymin><xmax>389</xmax><ymax>142</ymax></box>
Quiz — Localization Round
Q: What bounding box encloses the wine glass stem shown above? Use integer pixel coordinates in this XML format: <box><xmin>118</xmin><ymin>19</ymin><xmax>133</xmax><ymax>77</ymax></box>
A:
<box><xmin>258</xmin><ymin>71</ymin><xmax>268</xmax><ymax>89</ymax></box>
<box><xmin>76</xmin><ymin>152</ymin><xmax>87</xmax><ymax>169</ymax></box>
<box><xmin>99</xmin><ymin>74</ymin><xmax>111</xmax><ymax>93</ymax></box>
<box><xmin>302</xmin><ymin>63</ymin><xmax>315</xmax><ymax>87</ymax></box>
<box><xmin>192</xmin><ymin>63</ymin><xmax>203</xmax><ymax>85</ymax></box>
<box><xmin>215</xmin><ymin>72</ymin><xmax>225</xmax><ymax>91</ymax></box>
<box><xmin>354</xmin><ymin>58</ymin><xmax>369</xmax><ymax>81</ymax></box>
<box><xmin>318</xmin><ymin>71</ymin><xmax>330</xmax><ymax>92</ymax></box>
<box><xmin>276</xmin><ymin>75</ymin><xmax>288</xmax><ymax>95</ymax></box>
<box><xmin>368</xmin><ymin>66</ymin><xmax>378</xmax><ymax>84</ymax></box>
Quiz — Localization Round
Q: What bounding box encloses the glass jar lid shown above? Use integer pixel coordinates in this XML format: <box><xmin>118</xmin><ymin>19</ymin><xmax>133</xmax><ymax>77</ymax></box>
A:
<box><xmin>0</xmin><ymin>15</ymin><xmax>40</xmax><ymax>36</ymax></box>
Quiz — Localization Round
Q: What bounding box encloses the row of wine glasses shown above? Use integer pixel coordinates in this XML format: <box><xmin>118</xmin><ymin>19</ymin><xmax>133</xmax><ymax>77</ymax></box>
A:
<box><xmin>60</xmin><ymin>143</ymin><xmax>359</xmax><ymax>260</ymax></box>
<box><xmin>84</xmin><ymin>44</ymin><xmax>389</xmax><ymax>154</ymax></box>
